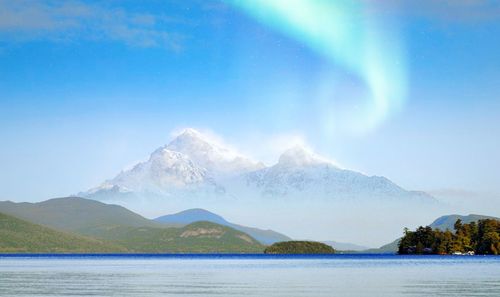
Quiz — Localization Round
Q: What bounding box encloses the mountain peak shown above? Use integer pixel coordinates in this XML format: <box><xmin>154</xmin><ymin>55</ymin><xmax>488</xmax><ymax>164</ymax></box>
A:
<box><xmin>181</xmin><ymin>128</ymin><xmax>202</xmax><ymax>136</ymax></box>
<box><xmin>168</xmin><ymin>128</ymin><xmax>213</xmax><ymax>150</ymax></box>
<box><xmin>168</xmin><ymin>129</ymin><xmax>236</xmax><ymax>160</ymax></box>
<box><xmin>176</xmin><ymin>128</ymin><xmax>206</xmax><ymax>142</ymax></box>
<box><xmin>166</xmin><ymin>128</ymin><xmax>264</xmax><ymax>176</ymax></box>
<box><xmin>278</xmin><ymin>146</ymin><xmax>335</xmax><ymax>167</ymax></box>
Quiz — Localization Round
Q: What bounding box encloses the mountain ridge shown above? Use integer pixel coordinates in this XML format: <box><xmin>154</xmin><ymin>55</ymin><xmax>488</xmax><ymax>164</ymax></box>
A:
<box><xmin>81</xmin><ymin>128</ymin><xmax>436</xmax><ymax>204</ymax></box>
<box><xmin>0</xmin><ymin>198</ymin><xmax>265</xmax><ymax>253</ymax></box>
<box><xmin>0</xmin><ymin>197</ymin><xmax>165</xmax><ymax>236</ymax></box>
<box><xmin>75</xmin><ymin>128</ymin><xmax>440</xmax><ymax>246</ymax></box>
<box><xmin>155</xmin><ymin>208</ymin><xmax>291</xmax><ymax>244</ymax></box>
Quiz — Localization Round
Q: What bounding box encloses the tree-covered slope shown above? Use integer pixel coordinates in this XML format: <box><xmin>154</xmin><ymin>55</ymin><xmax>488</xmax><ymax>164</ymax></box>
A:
<box><xmin>0</xmin><ymin>199</ymin><xmax>266</xmax><ymax>253</ymax></box>
<box><xmin>264</xmin><ymin>241</ymin><xmax>335</xmax><ymax>254</ymax></box>
<box><xmin>399</xmin><ymin>219</ymin><xmax>500</xmax><ymax>255</ymax></box>
<box><xmin>0</xmin><ymin>212</ymin><xmax>125</xmax><ymax>253</ymax></box>
<box><xmin>364</xmin><ymin>214</ymin><xmax>500</xmax><ymax>254</ymax></box>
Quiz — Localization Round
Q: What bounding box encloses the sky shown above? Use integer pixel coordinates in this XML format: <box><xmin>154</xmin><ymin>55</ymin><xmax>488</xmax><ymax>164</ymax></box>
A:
<box><xmin>1</xmin><ymin>0</ymin><xmax>500</xmax><ymax>204</ymax></box>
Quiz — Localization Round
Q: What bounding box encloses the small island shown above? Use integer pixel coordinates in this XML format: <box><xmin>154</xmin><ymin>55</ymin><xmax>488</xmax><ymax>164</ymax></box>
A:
<box><xmin>398</xmin><ymin>219</ymin><xmax>500</xmax><ymax>255</ymax></box>
<box><xmin>264</xmin><ymin>241</ymin><xmax>336</xmax><ymax>254</ymax></box>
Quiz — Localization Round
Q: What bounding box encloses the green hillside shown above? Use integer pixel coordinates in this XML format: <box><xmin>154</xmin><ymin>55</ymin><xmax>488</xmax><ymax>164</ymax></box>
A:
<box><xmin>0</xmin><ymin>212</ymin><xmax>125</xmax><ymax>253</ymax></box>
<box><xmin>264</xmin><ymin>241</ymin><xmax>335</xmax><ymax>254</ymax></box>
<box><xmin>154</xmin><ymin>208</ymin><xmax>291</xmax><ymax>245</ymax></box>
<box><xmin>0</xmin><ymin>197</ymin><xmax>266</xmax><ymax>253</ymax></box>
<box><xmin>0</xmin><ymin>197</ymin><xmax>165</xmax><ymax>237</ymax></box>
<box><xmin>93</xmin><ymin>221</ymin><xmax>264</xmax><ymax>253</ymax></box>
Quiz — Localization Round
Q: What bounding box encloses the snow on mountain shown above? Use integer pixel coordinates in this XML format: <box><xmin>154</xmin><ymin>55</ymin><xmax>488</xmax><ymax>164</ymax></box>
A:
<box><xmin>79</xmin><ymin>129</ymin><xmax>441</xmax><ymax>246</ymax></box>
<box><xmin>82</xmin><ymin>129</ymin><xmax>261</xmax><ymax>199</ymax></box>
<box><xmin>241</xmin><ymin>146</ymin><xmax>434</xmax><ymax>202</ymax></box>
<box><xmin>83</xmin><ymin>148</ymin><xmax>218</xmax><ymax>198</ymax></box>
<box><xmin>165</xmin><ymin>128</ymin><xmax>265</xmax><ymax>176</ymax></box>
<box><xmin>277</xmin><ymin>146</ymin><xmax>337</xmax><ymax>168</ymax></box>
<box><xmin>111</xmin><ymin>149</ymin><xmax>214</xmax><ymax>191</ymax></box>
<box><xmin>81</xmin><ymin>129</ymin><xmax>435</xmax><ymax>205</ymax></box>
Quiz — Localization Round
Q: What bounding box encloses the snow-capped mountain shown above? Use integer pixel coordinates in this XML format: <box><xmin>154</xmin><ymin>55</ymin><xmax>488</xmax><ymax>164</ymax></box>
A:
<box><xmin>241</xmin><ymin>146</ymin><xmax>432</xmax><ymax>201</ymax></box>
<box><xmin>164</xmin><ymin>128</ymin><xmax>265</xmax><ymax>176</ymax></box>
<box><xmin>79</xmin><ymin>128</ymin><xmax>442</xmax><ymax>246</ymax></box>
<box><xmin>81</xmin><ymin>128</ymin><xmax>435</xmax><ymax>204</ymax></box>
<box><xmin>81</xmin><ymin>129</ymin><xmax>262</xmax><ymax>199</ymax></box>
<box><xmin>86</xmin><ymin>149</ymin><xmax>215</xmax><ymax>197</ymax></box>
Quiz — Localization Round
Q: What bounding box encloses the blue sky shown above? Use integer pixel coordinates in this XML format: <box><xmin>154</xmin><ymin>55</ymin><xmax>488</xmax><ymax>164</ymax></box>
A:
<box><xmin>0</xmin><ymin>0</ymin><xmax>500</xmax><ymax>202</ymax></box>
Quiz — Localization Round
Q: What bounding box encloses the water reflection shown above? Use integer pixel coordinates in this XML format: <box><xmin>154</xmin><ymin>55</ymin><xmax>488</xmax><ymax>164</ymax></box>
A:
<box><xmin>0</xmin><ymin>255</ymin><xmax>499</xmax><ymax>297</ymax></box>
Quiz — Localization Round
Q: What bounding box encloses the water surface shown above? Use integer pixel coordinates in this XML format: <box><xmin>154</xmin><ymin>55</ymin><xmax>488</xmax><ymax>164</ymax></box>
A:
<box><xmin>1</xmin><ymin>254</ymin><xmax>499</xmax><ymax>296</ymax></box>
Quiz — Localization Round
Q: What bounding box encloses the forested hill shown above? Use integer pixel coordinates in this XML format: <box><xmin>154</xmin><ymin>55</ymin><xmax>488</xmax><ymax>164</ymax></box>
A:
<box><xmin>264</xmin><ymin>241</ymin><xmax>335</xmax><ymax>254</ymax></box>
<box><xmin>0</xmin><ymin>212</ymin><xmax>124</xmax><ymax>253</ymax></box>
<box><xmin>399</xmin><ymin>219</ymin><xmax>500</xmax><ymax>255</ymax></box>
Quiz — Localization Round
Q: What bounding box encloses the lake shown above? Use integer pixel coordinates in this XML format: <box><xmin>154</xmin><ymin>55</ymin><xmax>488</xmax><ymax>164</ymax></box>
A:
<box><xmin>0</xmin><ymin>254</ymin><xmax>499</xmax><ymax>296</ymax></box>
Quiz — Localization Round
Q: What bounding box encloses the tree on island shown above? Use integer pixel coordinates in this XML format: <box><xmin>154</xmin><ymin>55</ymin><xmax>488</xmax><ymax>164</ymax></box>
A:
<box><xmin>264</xmin><ymin>241</ymin><xmax>335</xmax><ymax>254</ymax></box>
<box><xmin>398</xmin><ymin>219</ymin><xmax>500</xmax><ymax>255</ymax></box>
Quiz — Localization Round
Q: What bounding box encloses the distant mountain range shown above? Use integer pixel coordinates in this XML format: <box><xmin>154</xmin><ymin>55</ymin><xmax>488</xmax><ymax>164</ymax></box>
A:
<box><xmin>2</xmin><ymin>196</ymin><xmax>492</xmax><ymax>254</ymax></box>
<box><xmin>155</xmin><ymin>208</ymin><xmax>291</xmax><ymax>245</ymax></box>
<box><xmin>80</xmin><ymin>128</ymin><xmax>436</xmax><ymax>204</ymax></box>
<box><xmin>0</xmin><ymin>197</ymin><xmax>289</xmax><ymax>245</ymax></box>
<box><xmin>237</xmin><ymin>146</ymin><xmax>434</xmax><ymax>202</ymax></box>
<box><xmin>0</xmin><ymin>196</ymin><xmax>370</xmax><ymax>252</ymax></box>
<box><xmin>0</xmin><ymin>197</ymin><xmax>264</xmax><ymax>253</ymax></box>
<box><xmin>75</xmin><ymin>128</ymin><xmax>441</xmax><ymax>246</ymax></box>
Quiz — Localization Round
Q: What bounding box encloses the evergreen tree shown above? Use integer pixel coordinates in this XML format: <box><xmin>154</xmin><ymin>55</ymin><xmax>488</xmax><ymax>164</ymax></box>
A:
<box><xmin>398</xmin><ymin>218</ymin><xmax>500</xmax><ymax>255</ymax></box>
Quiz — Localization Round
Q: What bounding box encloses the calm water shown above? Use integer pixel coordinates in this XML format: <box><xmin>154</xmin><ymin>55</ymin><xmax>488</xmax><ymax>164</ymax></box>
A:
<box><xmin>0</xmin><ymin>254</ymin><xmax>499</xmax><ymax>296</ymax></box>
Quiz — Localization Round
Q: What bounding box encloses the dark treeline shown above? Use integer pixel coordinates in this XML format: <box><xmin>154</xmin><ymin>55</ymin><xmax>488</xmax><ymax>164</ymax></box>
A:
<box><xmin>264</xmin><ymin>241</ymin><xmax>335</xmax><ymax>254</ymax></box>
<box><xmin>398</xmin><ymin>219</ymin><xmax>500</xmax><ymax>255</ymax></box>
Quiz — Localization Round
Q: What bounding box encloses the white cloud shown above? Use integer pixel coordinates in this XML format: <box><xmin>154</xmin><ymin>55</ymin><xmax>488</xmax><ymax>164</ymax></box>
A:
<box><xmin>169</xmin><ymin>127</ymin><xmax>259</xmax><ymax>162</ymax></box>
<box><xmin>0</xmin><ymin>0</ymin><xmax>184</xmax><ymax>49</ymax></box>
<box><xmin>232</xmin><ymin>130</ymin><xmax>342</xmax><ymax>167</ymax></box>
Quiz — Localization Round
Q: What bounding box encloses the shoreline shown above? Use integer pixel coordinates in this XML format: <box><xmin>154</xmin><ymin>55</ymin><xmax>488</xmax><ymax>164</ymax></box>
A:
<box><xmin>1</xmin><ymin>253</ymin><xmax>498</xmax><ymax>259</ymax></box>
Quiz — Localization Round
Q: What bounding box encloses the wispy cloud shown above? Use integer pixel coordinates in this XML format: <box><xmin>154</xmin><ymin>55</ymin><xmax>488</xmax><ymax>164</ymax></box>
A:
<box><xmin>0</xmin><ymin>0</ymin><xmax>185</xmax><ymax>49</ymax></box>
